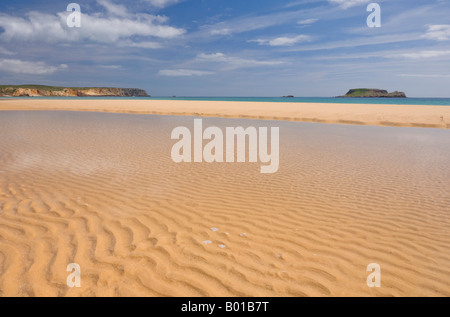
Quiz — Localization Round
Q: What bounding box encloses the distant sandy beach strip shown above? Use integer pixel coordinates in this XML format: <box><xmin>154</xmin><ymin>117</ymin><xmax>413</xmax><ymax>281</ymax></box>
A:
<box><xmin>1</xmin><ymin>99</ymin><xmax>450</xmax><ymax>129</ymax></box>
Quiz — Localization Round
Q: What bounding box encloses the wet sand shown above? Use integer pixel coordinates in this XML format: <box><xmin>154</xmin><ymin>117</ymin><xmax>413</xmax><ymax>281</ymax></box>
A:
<box><xmin>0</xmin><ymin>111</ymin><xmax>449</xmax><ymax>297</ymax></box>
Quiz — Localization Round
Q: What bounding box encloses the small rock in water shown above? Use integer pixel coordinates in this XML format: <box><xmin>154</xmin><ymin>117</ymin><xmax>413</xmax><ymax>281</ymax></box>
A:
<box><xmin>218</xmin><ymin>244</ymin><xmax>226</xmax><ymax>249</ymax></box>
<box><xmin>210</xmin><ymin>227</ymin><xmax>219</xmax><ymax>232</ymax></box>
<box><xmin>203</xmin><ymin>240</ymin><xmax>212</xmax><ymax>244</ymax></box>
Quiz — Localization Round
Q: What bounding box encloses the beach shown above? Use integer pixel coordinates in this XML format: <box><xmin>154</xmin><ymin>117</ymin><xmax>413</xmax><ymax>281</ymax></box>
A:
<box><xmin>0</xmin><ymin>109</ymin><xmax>449</xmax><ymax>297</ymax></box>
<box><xmin>2</xmin><ymin>0</ymin><xmax>450</xmax><ymax>301</ymax></box>
<box><xmin>1</xmin><ymin>99</ymin><xmax>450</xmax><ymax>129</ymax></box>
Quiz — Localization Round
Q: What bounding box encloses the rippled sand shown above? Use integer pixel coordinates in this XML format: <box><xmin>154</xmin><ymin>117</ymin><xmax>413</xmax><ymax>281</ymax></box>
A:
<box><xmin>0</xmin><ymin>111</ymin><xmax>449</xmax><ymax>297</ymax></box>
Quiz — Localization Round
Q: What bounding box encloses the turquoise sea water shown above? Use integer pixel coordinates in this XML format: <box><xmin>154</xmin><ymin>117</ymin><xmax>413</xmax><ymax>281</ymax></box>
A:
<box><xmin>3</xmin><ymin>96</ymin><xmax>450</xmax><ymax>106</ymax></box>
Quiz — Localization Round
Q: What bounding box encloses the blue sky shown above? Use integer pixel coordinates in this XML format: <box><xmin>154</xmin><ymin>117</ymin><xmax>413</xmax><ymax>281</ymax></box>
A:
<box><xmin>0</xmin><ymin>0</ymin><xmax>449</xmax><ymax>97</ymax></box>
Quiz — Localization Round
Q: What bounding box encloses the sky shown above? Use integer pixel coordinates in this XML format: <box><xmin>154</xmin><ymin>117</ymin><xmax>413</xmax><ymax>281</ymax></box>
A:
<box><xmin>0</xmin><ymin>0</ymin><xmax>449</xmax><ymax>97</ymax></box>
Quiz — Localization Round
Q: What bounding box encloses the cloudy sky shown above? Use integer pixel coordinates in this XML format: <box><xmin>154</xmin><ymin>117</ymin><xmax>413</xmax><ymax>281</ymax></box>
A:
<box><xmin>0</xmin><ymin>0</ymin><xmax>449</xmax><ymax>97</ymax></box>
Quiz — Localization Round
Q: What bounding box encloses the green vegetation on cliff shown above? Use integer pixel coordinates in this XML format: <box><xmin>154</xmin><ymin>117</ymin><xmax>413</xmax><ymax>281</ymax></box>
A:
<box><xmin>0</xmin><ymin>85</ymin><xmax>149</xmax><ymax>97</ymax></box>
<box><xmin>338</xmin><ymin>89</ymin><xmax>407</xmax><ymax>98</ymax></box>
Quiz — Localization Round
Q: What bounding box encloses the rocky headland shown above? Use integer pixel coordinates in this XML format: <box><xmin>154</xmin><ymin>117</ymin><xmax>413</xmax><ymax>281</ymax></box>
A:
<box><xmin>0</xmin><ymin>85</ymin><xmax>149</xmax><ymax>97</ymax></box>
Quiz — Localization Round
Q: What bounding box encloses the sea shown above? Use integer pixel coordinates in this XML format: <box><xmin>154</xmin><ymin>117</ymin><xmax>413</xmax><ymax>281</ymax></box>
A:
<box><xmin>3</xmin><ymin>96</ymin><xmax>450</xmax><ymax>106</ymax></box>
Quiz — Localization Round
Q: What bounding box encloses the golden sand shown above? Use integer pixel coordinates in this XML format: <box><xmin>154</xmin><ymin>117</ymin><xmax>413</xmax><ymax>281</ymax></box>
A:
<box><xmin>1</xmin><ymin>99</ymin><xmax>450</xmax><ymax>129</ymax></box>
<box><xmin>0</xmin><ymin>111</ymin><xmax>449</xmax><ymax>297</ymax></box>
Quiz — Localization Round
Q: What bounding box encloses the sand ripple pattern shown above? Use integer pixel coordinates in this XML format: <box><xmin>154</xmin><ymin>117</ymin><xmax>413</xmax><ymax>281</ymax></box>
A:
<box><xmin>1</xmin><ymin>111</ymin><xmax>450</xmax><ymax>296</ymax></box>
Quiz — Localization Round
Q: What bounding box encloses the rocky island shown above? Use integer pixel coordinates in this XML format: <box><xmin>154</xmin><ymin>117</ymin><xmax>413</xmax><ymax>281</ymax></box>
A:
<box><xmin>0</xmin><ymin>85</ymin><xmax>149</xmax><ymax>97</ymax></box>
<box><xmin>338</xmin><ymin>89</ymin><xmax>407</xmax><ymax>98</ymax></box>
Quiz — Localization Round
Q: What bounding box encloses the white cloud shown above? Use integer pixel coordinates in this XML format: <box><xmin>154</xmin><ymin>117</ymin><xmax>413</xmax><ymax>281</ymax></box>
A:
<box><xmin>210</xmin><ymin>28</ymin><xmax>232</xmax><ymax>35</ymax></box>
<box><xmin>198</xmin><ymin>4</ymin><xmax>338</xmax><ymax>39</ymax></box>
<box><xmin>297</xmin><ymin>18</ymin><xmax>319</xmax><ymax>25</ymax></box>
<box><xmin>399</xmin><ymin>74</ymin><xmax>450</xmax><ymax>78</ymax></box>
<box><xmin>144</xmin><ymin>0</ymin><xmax>180</xmax><ymax>8</ymax></box>
<box><xmin>309</xmin><ymin>47</ymin><xmax>450</xmax><ymax>61</ymax></box>
<box><xmin>287</xmin><ymin>33</ymin><xmax>422</xmax><ymax>52</ymax></box>
<box><xmin>120</xmin><ymin>41</ymin><xmax>163</xmax><ymax>49</ymax></box>
<box><xmin>422</xmin><ymin>25</ymin><xmax>450</xmax><ymax>41</ymax></box>
<box><xmin>328</xmin><ymin>0</ymin><xmax>370</xmax><ymax>9</ymax></box>
<box><xmin>284</xmin><ymin>0</ymin><xmax>324</xmax><ymax>8</ymax></box>
<box><xmin>0</xmin><ymin>59</ymin><xmax>68</xmax><ymax>74</ymax></box>
<box><xmin>98</xmin><ymin>65</ymin><xmax>122</xmax><ymax>69</ymax></box>
<box><xmin>98</xmin><ymin>0</ymin><xmax>129</xmax><ymax>17</ymax></box>
<box><xmin>251</xmin><ymin>34</ymin><xmax>311</xmax><ymax>46</ymax></box>
<box><xmin>78</xmin><ymin>14</ymin><xmax>183</xmax><ymax>42</ymax></box>
<box><xmin>197</xmin><ymin>53</ymin><xmax>228</xmax><ymax>62</ymax></box>
<box><xmin>390</xmin><ymin>50</ymin><xmax>450</xmax><ymax>59</ymax></box>
<box><xmin>158</xmin><ymin>69</ymin><xmax>214</xmax><ymax>76</ymax></box>
<box><xmin>0</xmin><ymin>5</ymin><xmax>185</xmax><ymax>44</ymax></box>
<box><xmin>196</xmin><ymin>53</ymin><xmax>284</xmax><ymax>70</ymax></box>
<box><xmin>204</xmin><ymin>9</ymin><xmax>309</xmax><ymax>37</ymax></box>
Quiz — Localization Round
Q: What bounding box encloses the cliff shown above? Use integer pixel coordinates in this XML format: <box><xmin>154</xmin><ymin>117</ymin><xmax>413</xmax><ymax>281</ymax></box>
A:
<box><xmin>338</xmin><ymin>89</ymin><xmax>407</xmax><ymax>98</ymax></box>
<box><xmin>0</xmin><ymin>85</ymin><xmax>149</xmax><ymax>97</ymax></box>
